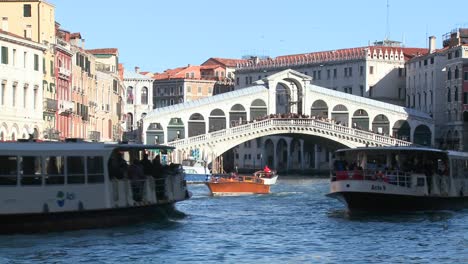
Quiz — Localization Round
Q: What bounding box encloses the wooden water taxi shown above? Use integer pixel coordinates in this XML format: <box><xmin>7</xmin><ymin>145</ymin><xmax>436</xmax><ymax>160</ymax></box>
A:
<box><xmin>205</xmin><ymin>170</ymin><xmax>278</xmax><ymax>196</ymax></box>
<box><xmin>0</xmin><ymin>140</ymin><xmax>190</xmax><ymax>234</ymax></box>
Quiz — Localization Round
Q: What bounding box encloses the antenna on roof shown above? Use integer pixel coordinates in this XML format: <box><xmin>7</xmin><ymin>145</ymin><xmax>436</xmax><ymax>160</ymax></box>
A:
<box><xmin>385</xmin><ymin>0</ymin><xmax>390</xmax><ymax>41</ymax></box>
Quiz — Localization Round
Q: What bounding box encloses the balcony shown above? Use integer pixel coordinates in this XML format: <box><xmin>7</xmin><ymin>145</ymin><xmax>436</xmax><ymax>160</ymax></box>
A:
<box><xmin>88</xmin><ymin>131</ymin><xmax>101</xmax><ymax>142</ymax></box>
<box><xmin>58</xmin><ymin>100</ymin><xmax>74</xmax><ymax>115</ymax></box>
<box><xmin>43</xmin><ymin>128</ymin><xmax>60</xmax><ymax>141</ymax></box>
<box><xmin>43</xmin><ymin>98</ymin><xmax>58</xmax><ymax>112</ymax></box>
<box><xmin>58</xmin><ymin>67</ymin><xmax>71</xmax><ymax>77</ymax></box>
<box><xmin>96</xmin><ymin>62</ymin><xmax>114</xmax><ymax>73</ymax></box>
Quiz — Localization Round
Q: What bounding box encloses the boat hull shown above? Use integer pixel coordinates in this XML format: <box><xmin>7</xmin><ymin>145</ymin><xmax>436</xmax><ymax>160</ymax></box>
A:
<box><xmin>327</xmin><ymin>191</ymin><xmax>468</xmax><ymax>211</ymax></box>
<box><xmin>0</xmin><ymin>203</ymin><xmax>179</xmax><ymax>234</ymax></box>
<box><xmin>184</xmin><ymin>173</ymin><xmax>210</xmax><ymax>183</ymax></box>
<box><xmin>206</xmin><ymin>182</ymin><xmax>270</xmax><ymax>196</ymax></box>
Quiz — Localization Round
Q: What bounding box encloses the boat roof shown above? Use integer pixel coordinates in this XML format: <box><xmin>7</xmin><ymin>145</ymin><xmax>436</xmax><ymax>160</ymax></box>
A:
<box><xmin>0</xmin><ymin>141</ymin><xmax>174</xmax><ymax>154</ymax></box>
<box><xmin>335</xmin><ymin>146</ymin><xmax>468</xmax><ymax>158</ymax></box>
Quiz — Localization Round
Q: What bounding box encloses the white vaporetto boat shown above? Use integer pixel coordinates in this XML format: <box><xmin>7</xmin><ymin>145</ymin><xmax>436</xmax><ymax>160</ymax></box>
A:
<box><xmin>0</xmin><ymin>140</ymin><xmax>190</xmax><ymax>234</ymax></box>
<box><xmin>327</xmin><ymin>146</ymin><xmax>468</xmax><ymax>211</ymax></box>
<box><xmin>182</xmin><ymin>158</ymin><xmax>211</xmax><ymax>183</ymax></box>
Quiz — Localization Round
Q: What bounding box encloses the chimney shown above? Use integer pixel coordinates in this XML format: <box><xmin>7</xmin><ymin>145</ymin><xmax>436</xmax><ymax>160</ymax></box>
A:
<box><xmin>429</xmin><ymin>36</ymin><xmax>436</xmax><ymax>54</ymax></box>
<box><xmin>1</xmin><ymin>17</ymin><xmax>8</xmax><ymax>32</ymax></box>
<box><xmin>135</xmin><ymin>66</ymin><xmax>140</xmax><ymax>73</ymax></box>
<box><xmin>81</xmin><ymin>39</ymin><xmax>85</xmax><ymax>49</ymax></box>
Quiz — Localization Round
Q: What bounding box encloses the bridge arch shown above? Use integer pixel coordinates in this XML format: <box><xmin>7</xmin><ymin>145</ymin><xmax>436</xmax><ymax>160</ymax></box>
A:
<box><xmin>229</xmin><ymin>104</ymin><xmax>247</xmax><ymax>127</ymax></box>
<box><xmin>275</xmin><ymin>82</ymin><xmax>291</xmax><ymax>114</ymax></box>
<box><xmin>276</xmin><ymin>138</ymin><xmax>288</xmax><ymax>169</ymax></box>
<box><xmin>168</xmin><ymin>118</ymin><xmax>185</xmax><ymax>142</ymax></box>
<box><xmin>331</xmin><ymin>104</ymin><xmax>349</xmax><ymax>125</ymax></box>
<box><xmin>264</xmin><ymin>138</ymin><xmax>275</xmax><ymax>167</ymax></box>
<box><xmin>453</xmin><ymin>130</ymin><xmax>460</xmax><ymax>150</ymax></box>
<box><xmin>392</xmin><ymin>120</ymin><xmax>410</xmax><ymax>141</ymax></box>
<box><xmin>250</xmin><ymin>99</ymin><xmax>267</xmax><ymax>120</ymax></box>
<box><xmin>310</xmin><ymin>100</ymin><xmax>328</xmax><ymax>118</ymax></box>
<box><xmin>351</xmin><ymin>109</ymin><xmax>369</xmax><ymax>130</ymax></box>
<box><xmin>188</xmin><ymin>113</ymin><xmax>206</xmax><ymax>137</ymax></box>
<box><xmin>209</xmin><ymin>109</ymin><xmax>226</xmax><ymax>132</ymax></box>
<box><xmin>413</xmin><ymin>124</ymin><xmax>431</xmax><ymax>146</ymax></box>
<box><xmin>372</xmin><ymin>114</ymin><xmax>390</xmax><ymax>135</ymax></box>
<box><xmin>290</xmin><ymin>138</ymin><xmax>302</xmax><ymax>169</ymax></box>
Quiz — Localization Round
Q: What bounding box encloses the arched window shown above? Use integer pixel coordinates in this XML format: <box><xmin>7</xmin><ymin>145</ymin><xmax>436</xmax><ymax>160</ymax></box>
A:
<box><xmin>447</xmin><ymin>88</ymin><xmax>451</xmax><ymax>102</ymax></box>
<box><xmin>455</xmin><ymin>86</ymin><xmax>458</xmax><ymax>101</ymax></box>
<box><xmin>448</xmin><ymin>68</ymin><xmax>452</xmax><ymax>80</ymax></box>
<box><xmin>141</xmin><ymin>87</ymin><xmax>148</xmax><ymax>104</ymax></box>
<box><xmin>127</xmin><ymin>86</ymin><xmax>134</xmax><ymax>104</ymax></box>
<box><xmin>455</xmin><ymin>67</ymin><xmax>459</xmax><ymax>79</ymax></box>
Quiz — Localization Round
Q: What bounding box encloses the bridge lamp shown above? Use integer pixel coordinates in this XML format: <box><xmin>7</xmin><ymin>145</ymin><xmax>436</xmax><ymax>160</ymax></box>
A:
<box><xmin>177</xmin><ymin>130</ymin><xmax>180</xmax><ymax>139</ymax></box>
<box><xmin>154</xmin><ymin>136</ymin><xmax>159</xmax><ymax>144</ymax></box>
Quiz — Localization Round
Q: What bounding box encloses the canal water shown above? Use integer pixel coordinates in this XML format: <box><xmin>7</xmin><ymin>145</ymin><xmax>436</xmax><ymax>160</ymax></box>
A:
<box><xmin>0</xmin><ymin>176</ymin><xmax>467</xmax><ymax>263</ymax></box>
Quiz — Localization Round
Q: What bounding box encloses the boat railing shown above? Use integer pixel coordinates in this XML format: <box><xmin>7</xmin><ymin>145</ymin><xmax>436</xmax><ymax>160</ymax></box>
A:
<box><xmin>333</xmin><ymin>169</ymin><xmax>412</xmax><ymax>187</ymax></box>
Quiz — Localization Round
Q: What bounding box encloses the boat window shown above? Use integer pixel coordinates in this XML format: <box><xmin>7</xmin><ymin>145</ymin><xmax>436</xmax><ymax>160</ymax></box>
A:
<box><xmin>417</xmin><ymin>177</ymin><xmax>425</xmax><ymax>186</ymax></box>
<box><xmin>67</xmin><ymin>156</ymin><xmax>85</xmax><ymax>184</ymax></box>
<box><xmin>0</xmin><ymin>155</ymin><xmax>17</xmax><ymax>186</ymax></box>
<box><xmin>464</xmin><ymin>160</ymin><xmax>468</xmax><ymax>179</ymax></box>
<box><xmin>20</xmin><ymin>156</ymin><xmax>42</xmax><ymax>186</ymax></box>
<box><xmin>87</xmin><ymin>156</ymin><xmax>104</xmax><ymax>183</ymax></box>
<box><xmin>45</xmin><ymin>156</ymin><xmax>65</xmax><ymax>185</ymax></box>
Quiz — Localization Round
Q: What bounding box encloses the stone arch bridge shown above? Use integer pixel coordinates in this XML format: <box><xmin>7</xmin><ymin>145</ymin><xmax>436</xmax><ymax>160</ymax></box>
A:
<box><xmin>142</xmin><ymin>69</ymin><xmax>433</xmax><ymax>165</ymax></box>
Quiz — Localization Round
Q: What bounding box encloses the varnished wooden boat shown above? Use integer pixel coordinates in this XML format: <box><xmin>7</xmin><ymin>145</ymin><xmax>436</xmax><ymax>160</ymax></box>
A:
<box><xmin>206</xmin><ymin>174</ymin><xmax>271</xmax><ymax>196</ymax></box>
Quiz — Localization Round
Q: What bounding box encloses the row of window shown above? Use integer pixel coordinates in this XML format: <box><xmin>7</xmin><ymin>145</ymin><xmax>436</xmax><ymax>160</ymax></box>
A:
<box><xmin>0</xmin><ymin>155</ymin><xmax>104</xmax><ymax>186</ymax></box>
<box><xmin>237</xmin><ymin>66</ymin><xmax>386</xmax><ymax>86</ymax></box>
<box><xmin>0</xmin><ymin>46</ymin><xmax>49</xmax><ymax>73</ymax></box>
<box><xmin>126</xmin><ymin>87</ymin><xmax>148</xmax><ymax>105</ymax></box>
<box><xmin>0</xmin><ymin>82</ymin><xmax>39</xmax><ymax>109</ymax></box>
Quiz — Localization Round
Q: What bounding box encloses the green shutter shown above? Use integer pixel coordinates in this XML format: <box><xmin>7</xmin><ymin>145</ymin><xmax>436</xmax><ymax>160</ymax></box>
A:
<box><xmin>34</xmin><ymin>54</ymin><xmax>39</xmax><ymax>71</ymax></box>
<box><xmin>43</xmin><ymin>58</ymin><xmax>46</xmax><ymax>73</ymax></box>
<box><xmin>1</xmin><ymin>46</ymin><xmax>8</xmax><ymax>64</ymax></box>
<box><xmin>50</xmin><ymin>60</ymin><xmax>54</xmax><ymax>76</ymax></box>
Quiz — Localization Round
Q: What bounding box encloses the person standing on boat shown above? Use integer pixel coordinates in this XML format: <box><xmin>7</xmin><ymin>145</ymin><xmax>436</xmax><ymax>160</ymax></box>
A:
<box><xmin>264</xmin><ymin>165</ymin><xmax>271</xmax><ymax>174</ymax></box>
<box><xmin>152</xmin><ymin>155</ymin><xmax>166</xmax><ymax>200</ymax></box>
<box><xmin>141</xmin><ymin>153</ymin><xmax>152</xmax><ymax>176</ymax></box>
<box><xmin>128</xmin><ymin>159</ymin><xmax>145</xmax><ymax>202</ymax></box>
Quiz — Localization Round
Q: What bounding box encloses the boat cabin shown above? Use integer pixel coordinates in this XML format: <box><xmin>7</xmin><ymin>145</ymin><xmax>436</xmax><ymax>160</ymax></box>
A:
<box><xmin>332</xmin><ymin>147</ymin><xmax>468</xmax><ymax>197</ymax></box>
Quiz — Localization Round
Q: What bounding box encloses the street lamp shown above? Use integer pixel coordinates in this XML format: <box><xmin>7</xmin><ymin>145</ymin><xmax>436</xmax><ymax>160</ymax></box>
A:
<box><xmin>154</xmin><ymin>135</ymin><xmax>159</xmax><ymax>144</ymax></box>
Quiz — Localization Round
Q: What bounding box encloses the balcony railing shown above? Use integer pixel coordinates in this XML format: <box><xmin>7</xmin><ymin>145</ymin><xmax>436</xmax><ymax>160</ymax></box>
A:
<box><xmin>58</xmin><ymin>100</ymin><xmax>74</xmax><ymax>115</ymax></box>
<box><xmin>43</xmin><ymin>98</ymin><xmax>58</xmax><ymax>112</ymax></box>
<box><xmin>58</xmin><ymin>67</ymin><xmax>71</xmax><ymax>77</ymax></box>
<box><xmin>88</xmin><ymin>131</ymin><xmax>101</xmax><ymax>142</ymax></box>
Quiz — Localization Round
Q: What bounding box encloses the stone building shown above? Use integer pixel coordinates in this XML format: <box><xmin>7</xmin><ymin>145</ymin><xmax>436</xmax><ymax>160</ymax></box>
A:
<box><xmin>406</xmin><ymin>29</ymin><xmax>468</xmax><ymax>150</ymax></box>
<box><xmin>0</xmin><ymin>30</ymin><xmax>47</xmax><ymax>140</ymax></box>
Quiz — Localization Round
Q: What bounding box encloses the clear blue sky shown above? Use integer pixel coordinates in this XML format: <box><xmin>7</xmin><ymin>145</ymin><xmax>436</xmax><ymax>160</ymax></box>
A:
<box><xmin>53</xmin><ymin>0</ymin><xmax>468</xmax><ymax>73</ymax></box>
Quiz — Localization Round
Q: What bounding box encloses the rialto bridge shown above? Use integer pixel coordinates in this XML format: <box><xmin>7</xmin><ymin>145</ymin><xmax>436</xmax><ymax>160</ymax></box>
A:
<box><xmin>142</xmin><ymin>69</ymin><xmax>433</xmax><ymax>170</ymax></box>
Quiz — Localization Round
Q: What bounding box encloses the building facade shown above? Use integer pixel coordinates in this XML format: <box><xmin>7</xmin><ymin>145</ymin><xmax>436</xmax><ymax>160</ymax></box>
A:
<box><xmin>0</xmin><ymin>30</ymin><xmax>46</xmax><ymax>140</ymax></box>
<box><xmin>0</xmin><ymin>0</ymin><xmax>57</xmax><ymax>140</ymax></box>
<box><xmin>407</xmin><ymin>29</ymin><xmax>468</xmax><ymax>151</ymax></box>
<box><xmin>87</xmin><ymin>48</ymin><xmax>124</xmax><ymax>142</ymax></box>
<box><xmin>123</xmin><ymin>67</ymin><xmax>154</xmax><ymax>142</ymax></box>
<box><xmin>53</xmin><ymin>24</ymin><xmax>73</xmax><ymax>140</ymax></box>
<box><xmin>235</xmin><ymin>44</ymin><xmax>427</xmax><ymax>106</ymax></box>
<box><xmin>153</xmin><ymin>65</ymin><xmax>216</xmax><ymax>108</ymax></box>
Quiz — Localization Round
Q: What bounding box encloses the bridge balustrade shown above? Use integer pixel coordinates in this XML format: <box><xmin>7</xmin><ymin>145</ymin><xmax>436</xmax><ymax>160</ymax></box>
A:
<box><xmin>166</xmin><ymin>118</ymin><xmax>412</xmax><ymax>149</ymax></box>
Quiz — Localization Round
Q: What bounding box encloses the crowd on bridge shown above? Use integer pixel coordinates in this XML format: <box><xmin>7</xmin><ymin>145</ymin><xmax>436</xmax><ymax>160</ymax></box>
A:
<box><xmin>229</xmin><ymin>113</ymin><xmax>402</xmax><ymax>140</ymax></box>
